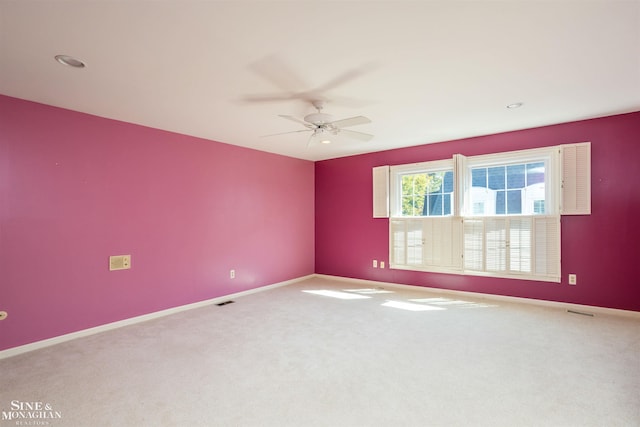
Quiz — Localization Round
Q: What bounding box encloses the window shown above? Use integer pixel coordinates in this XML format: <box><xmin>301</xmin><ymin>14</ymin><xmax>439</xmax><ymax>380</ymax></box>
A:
<box><xmin>387</xmin><ymin>146</ymin><xmax>570</xmax><ymax>282</ymax></box>
<box><xmin>399</xmin><ymin>170</ymin><xmax>454</xmax><ymax>216</ymax></box>
<box><xmin>390</xmin><ymin>159</ymin><xmax>454</xmax><ymax>218</ymax></box>
<box><xmin>389</xmin><ymin>159</ymin><xmax>461</xmax><ymax>274</ymax></box>
<box><xmin>461</xmin><ymin>148</ymin><xmax>559</xmax><ymax>217</ymax></box>
<box><xmin>456</xmin><ymin>148</ymin><xmax>561</xmax><ymax>281</ymax></box>
<box><xmin>469</xmin><ymin>161</ymin><xmax>545</xmax><ymax>215</ymax></box>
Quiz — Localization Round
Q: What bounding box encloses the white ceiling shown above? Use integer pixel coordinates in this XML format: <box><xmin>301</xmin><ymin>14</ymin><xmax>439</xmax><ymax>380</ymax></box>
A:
<box><xmin>1</xmin><ymin>1</ymin><xmax>639</xmax><ymax>161</ymax></box>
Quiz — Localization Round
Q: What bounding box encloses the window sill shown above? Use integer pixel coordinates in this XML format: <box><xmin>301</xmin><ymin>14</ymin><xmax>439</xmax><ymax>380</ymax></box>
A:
<box><xmin>389</xmin><ymin>264</ymin><xmax>561</xmax><ymax>283</ymax></box>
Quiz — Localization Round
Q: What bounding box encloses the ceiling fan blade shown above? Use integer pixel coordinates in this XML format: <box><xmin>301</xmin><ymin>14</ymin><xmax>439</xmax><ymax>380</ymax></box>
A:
<box><xmin>325</xmin><ymin>95</ymin><xmax>374</xmax><ymax>109</ymax></box>
<box><xmin>248</xmin><ymin>55</ymin><xmax>309</xmax><ymax>94</ymax></box>
<box><xmin>306</xmin><ymin>133</ymin><xmax>317</xmax><ymax>149</ymax></box>
<box><xmin>279</xmin><ymin>115</ymin><xmax>315</xmax><ymax>128</ymax></box>
<box><xmin>262</xmin><ymin>129</ymin><xmax>312</xmax><ymax>137</ymax></box>
<box><xmin>314</xmin><ymin>62</ymin><xmax>378</xmax><ymax>93</ymax></box>
<box><xmin>242</xmin><ymin>92</ymin><xmax>325</xmax><ymax>107</ymax></box>
<box><xmin>340</xmin><ymin>129</ymin><xmax>374</xmax><ymax>142</ymax></box>
<box><xmin>242</xmin><ymin>93</ymin><xmax>300</xmax><ymax>103</ymax></box>
<box><xmin>331</xmin><ymin>116</ymin><xmax>371</xmax><ymax>128</ymax></box>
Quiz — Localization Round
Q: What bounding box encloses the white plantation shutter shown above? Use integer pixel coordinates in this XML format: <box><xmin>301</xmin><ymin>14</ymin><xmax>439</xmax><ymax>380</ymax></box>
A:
<box><xmin>423</xmin><ymin>217</ymin><xmax>463</xmax><ymax>270</ymax></box>
<box><xmin>406</xmin><ymin>220</ymin><xmax>423</xmax><ymax>266</ymax></box>
<box><xmin>485</xmin><ymin>218</ymin><xmax>507</xmax><ymax>272</ymax></box>
<box><xmin>509</xmin><ymin>217</ymin><xmax>532</xmax><ymax>273</ymax></box>
<box><xmin>390</xmin><ymin>220</ymin><xmax>406</xmax><ymax>265</ymax></box>
<box><xmin>390</xmin><ymin>219</ymin><xmax>427</xmax><ymax>267</ymax></box>
<box><xmin>373</xmin><ymin>166</ymin><xmax>390</xmax><ymax>218</ymax></box>
<box><xmin>462</xmin><ymin>216</ymin><xmax>560</xmax><ymax>282</ymax></box>
<box><xmin>463</xmin><ymin>219</ymin><xmax>484</xmax><ymax>271</ymax></box>
<box><xmin>453</xmin><ymin>154</ymin><xmax>468</xmax><ymax>216</ymax></box>
<box><xmin>390</xmin><ymin>218</ymin><xmax>463</xmax><ymax>271</ymax></box>
<box><xmin>561</xmin><ymin>143</ymin><xmax>591</xmax><ymax>215</ymax></box>
<box><xmin>533</xmin><ymin>216</ymin><xmax>560</xmax><ymax>278</ymax></box>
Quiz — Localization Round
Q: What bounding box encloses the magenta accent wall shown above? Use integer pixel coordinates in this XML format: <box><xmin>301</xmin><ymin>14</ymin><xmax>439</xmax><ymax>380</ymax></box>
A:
<box><xmin>315</xmin><ymin>111</ymin><xmax>640</xmax><ymax>312</ymax></box>
<box><xmin>0</xmin><ymin>95</ymin><xmax>315</xmax><ymax>351</ymax></box>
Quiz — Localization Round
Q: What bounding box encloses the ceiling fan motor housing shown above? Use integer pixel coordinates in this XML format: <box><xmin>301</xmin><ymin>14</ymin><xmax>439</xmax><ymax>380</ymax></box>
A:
<box><xmin>304</xmin><ymin>112</ymin><xmax>333</xmax><ymax>125</ymax></box>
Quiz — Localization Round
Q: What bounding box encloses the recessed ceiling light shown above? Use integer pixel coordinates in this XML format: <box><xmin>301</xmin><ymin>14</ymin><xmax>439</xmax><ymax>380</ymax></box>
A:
<box><xmin>506</xmin><ymin>102</ymin><xmax>523</xmax><ymax>109</ymax></box>
<box><xmin>321</xmin><ymin>139</ymin><xmax>331</xmax><ymax>144</ymax></box>
<box><xmin>54</xmin><ymin>55</ymin><xmax>86</xmax><ymax>68</ymax></box>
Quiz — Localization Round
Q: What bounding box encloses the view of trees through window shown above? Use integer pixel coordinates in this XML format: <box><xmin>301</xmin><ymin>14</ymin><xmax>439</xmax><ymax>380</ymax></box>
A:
<box><xmin>400</xmin><ymin>171</ymin><xmax>453</xmax><ymax>216</ymax></box>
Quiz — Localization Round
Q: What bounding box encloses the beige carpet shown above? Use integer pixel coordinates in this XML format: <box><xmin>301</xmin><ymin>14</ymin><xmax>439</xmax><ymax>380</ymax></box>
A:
<box><xmin>1</xmin><ymin>276</ymin><xmax>639</xmax><ymax>426</ymax></box>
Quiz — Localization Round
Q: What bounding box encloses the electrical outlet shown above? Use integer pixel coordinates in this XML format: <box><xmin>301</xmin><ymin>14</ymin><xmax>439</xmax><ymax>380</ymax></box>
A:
<box><xmin>230</xmin><ymin>269</ymin><xmax>235</xmax><ymax>279</ymax></box>
<box><xmin>380</xmin><ymin>261</ymin><xmax>385</xmax><ymax>269</ymax></box>
<box><xmin>568</xmin><ymin>274</ymin><xmax>577</xmax><ymax>285</ymax></box>
<box><xmin>109</xmin><ymin>254</ymin><xmax>131</xmax><ymax>271</ymax></box>
<box><xmin>373</xmin><ymin>260</ymin><xmax>377</xmax><ymax>268</ymax></box>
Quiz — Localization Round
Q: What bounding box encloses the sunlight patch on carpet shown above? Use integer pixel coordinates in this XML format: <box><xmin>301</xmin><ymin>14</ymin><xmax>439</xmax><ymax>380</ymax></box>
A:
<box><xmin>410</xmin><ymin>297</ymin><xmax>497</xmax><ymax>309</ymax></box>
<box><xmin>303</xmin><ymin>290</ymin><xmax>372</xmax><ymax>300</ymax></box>
<box><xmin>382</xmin><ymin>300</ymin><xmax>446</xmax><ymax>311</ymax></box>
<box><xmin>343</xmin><ymin>288</ymin><xmax>395</xmax><ymax>294</ymax></box>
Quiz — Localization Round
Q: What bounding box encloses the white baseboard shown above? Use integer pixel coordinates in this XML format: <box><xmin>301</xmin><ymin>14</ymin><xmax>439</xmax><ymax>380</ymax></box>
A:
<box><xmin>314</xmin><ymin>274</ymin><xmax>640</xmax><ymax>319</ymax></box>
<box><xmin>4</xmin><ymin>273</ymin><xmax>636</xmax><ymax>360</ymax></box>
<box><xmin>0</xmin><ymin>275</ymin><xmax>313</xmax><ymax>360</ymax></box>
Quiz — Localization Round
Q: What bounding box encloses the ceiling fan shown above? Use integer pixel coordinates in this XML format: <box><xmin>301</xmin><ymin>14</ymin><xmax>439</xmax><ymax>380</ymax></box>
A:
<box><xmin>266</xmin><ymin>100</ymin><xmax>373</xmax><ymax>146</ymax></box>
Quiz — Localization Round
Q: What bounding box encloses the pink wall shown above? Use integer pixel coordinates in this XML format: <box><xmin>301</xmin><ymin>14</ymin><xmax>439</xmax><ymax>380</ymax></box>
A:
<box><xmin>0</xmin><ymin>95</ymin><xmax>315</xmax><ymax>351</ymax></box>
<box><xmin>315</xmin><ymin>111</ymin><xmax>640</xmax><ymax>312</ymax></box>
<box><xmin>1</xmin><ymin>95</ymin><xmax>637</xmax><ymax>353</ymax></box>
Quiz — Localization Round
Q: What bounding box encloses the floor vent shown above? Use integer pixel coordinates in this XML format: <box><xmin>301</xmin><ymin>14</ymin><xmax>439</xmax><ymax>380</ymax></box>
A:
<box><xmin>567</xmin><ymin>309</ymin><xmax>594</xmax><ymax>317</ymax></box>
<box><xmin>216</xmin><ymin>300</ymin><xmax>235</xmax><ymax>307</ymax></box>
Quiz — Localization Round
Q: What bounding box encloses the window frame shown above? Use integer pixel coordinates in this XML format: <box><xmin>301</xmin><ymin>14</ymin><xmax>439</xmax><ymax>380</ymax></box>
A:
<box><xmin>388</xmin><ymin>146</ymin><xmax>563</xmax><ymax>282</ymax></box>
